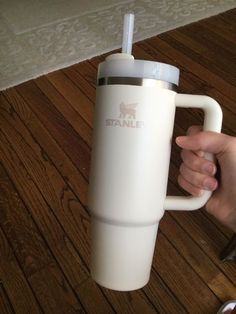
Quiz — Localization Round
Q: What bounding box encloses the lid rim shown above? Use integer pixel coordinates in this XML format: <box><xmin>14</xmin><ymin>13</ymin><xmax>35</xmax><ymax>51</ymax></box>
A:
<box><xmin>97</xmin><ymin>77</ymin><xmax>177</xmax><ymax>91</ymax></box>
<box><xmin>98</xmin><ymin>58</ymin><xmax>180</xmax><ymax>86</ymax></box>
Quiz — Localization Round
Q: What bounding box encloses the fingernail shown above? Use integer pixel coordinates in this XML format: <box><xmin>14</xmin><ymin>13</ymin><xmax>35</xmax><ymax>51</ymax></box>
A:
<box><xmin>203</xmin><ymin>178</ymin><xmax>217</xmax><ymax>190</ymax></box>
<box><xmin>176</xmin><ymin>137</ymin><xmax>182</xmax><ymax>145</ymax></box>
<box><xmin>202</xmin><ymin>164</ymin><xmax>216</xmax><ymax>175</ymax></box>
<box><xmin>176</xmin><ymin>136</ymin><xmax>186</xmax><ymax>146</ymax></box>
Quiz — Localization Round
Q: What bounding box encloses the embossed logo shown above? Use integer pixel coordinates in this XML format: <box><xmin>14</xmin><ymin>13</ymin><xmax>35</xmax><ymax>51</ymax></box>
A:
<box><xmin>105</xmin><ymin>102</ymin><xmax>145</xmax><ymax>128</ymax></box>
<box><xmin>119</xmin><ymin>102</ymin><xmax>137</xmax><ymax>119</ymax></box>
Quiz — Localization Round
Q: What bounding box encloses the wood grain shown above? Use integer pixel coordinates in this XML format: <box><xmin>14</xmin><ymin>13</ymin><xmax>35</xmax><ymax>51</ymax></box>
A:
<box><xmin>36</xmin><ymin>76</ymin><xmax>92</xmax><ymax>146</ymax></box>
<box><xmin>63</xmin><ymin>62</ymin><xmax>97</xmax><ymax>103</ymax></box>
<box><xmin>1</xmin><ymin>87</ymin><xmax>158</xmax><ymax>313</ymax></box>
<box><xmin>0</xmin><ymin>9</ymin><xmax>235</xmax><ymax>314</ymax></box>
<box><xmin>0</xmin><ymin>95</ymin><xmax>114</xmax><ymax>313</ymax></box>
<box><xmin>1</xmin><ymin>89</ymin><xmax>188</xmax><ymax>314</ymax></box>
<box><xmin>47</xmin><ymin>71</ymin><xmax>94</xmax><ymax>127</ymax></box>
<box><xmin>0</xmin><ymin>163</ymin><xmax>85</xmax><ymax>313</ymax></box>
<box><xmin>15</xmin><ymin>80</ymin><xmax>91</xmax><ymax>179</ymax></box>
<box><xmin>161</xmin><ymin>212</ymin><xmax>236</xmax><ymax>301</ymax></box>
<box><xmin>0</xmin><ymin>227</ymin><xmax>42</xmax><ymax>314</ymax></box>
<box><xmin>0</xmin><ymin>284</ymin><xmax>15</xmax><ymax>314</ymax></box>
<box><xmin>153</xmin><ymin>231</ymin><xmax>221</xmax><ymax>313</ymax></box>
<box><xmin>3</xmin><ymin>88</ymin><xmax>88</xmax><ymax>206</ymax></box>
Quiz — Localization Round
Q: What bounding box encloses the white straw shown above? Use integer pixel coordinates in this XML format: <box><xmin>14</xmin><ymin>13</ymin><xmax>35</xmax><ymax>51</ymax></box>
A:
<box><xmin>122</xmin><ymin>13</ymin><xmax>135</xmax><ymax>54</ymax></box>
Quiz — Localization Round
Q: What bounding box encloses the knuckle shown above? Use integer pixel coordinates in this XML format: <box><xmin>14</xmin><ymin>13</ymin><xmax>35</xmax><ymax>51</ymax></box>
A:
<box><xmin>179</xmin><ymin>163</ymin><xmax>186</xmax><ymax>175</ymax></box>
<box><xmin>180</xmin><ymin>162</ymin><xmax>209</xmax><ymax>189</ymax></box>
<box><xmin>180</xmin><ymin>149</ymin><xmax>185</xmax><ymax>160</ymax></box>
<box><xmin>177</xmin><ymin>175</ymin><xmax>185</xmax><ymax>189</ymax></box>
<box><xmin>181</xmin><ymin>149</ymin><xmax>202</xmax><ymax>172</ymax></box>
<box><xmin>227</xmin><ymin>136</ymin><xmax>236</xmax><ymax>152</ymax></box>
<box><xmin>192</xmin><ymin>157</ymin><xmax>201</xmax><ymax>171</ymax></box>
<box><xmin>187</xmin><ymin>125</ymin><xmax>201</xmax><ymax>136</ymax></box>
<box><xmin>177</xmin><ymin>174</ymin><xmax>182</xmax><ymax>185</ymax></box>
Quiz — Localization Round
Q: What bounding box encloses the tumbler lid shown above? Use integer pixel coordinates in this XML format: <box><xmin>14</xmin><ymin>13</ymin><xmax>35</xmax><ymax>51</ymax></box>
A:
<box><xmin>90</xmin><ymin>217</ymin><xmax>159</xmax><ymax>291</ymax></box>
<box><xmin>98</xmin><ymin>53</ymin><xmax>180</xmax><ymax>86</ymax></box>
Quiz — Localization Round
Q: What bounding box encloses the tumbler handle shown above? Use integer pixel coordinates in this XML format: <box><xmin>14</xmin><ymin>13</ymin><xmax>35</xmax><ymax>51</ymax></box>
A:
<box><xmin>164</xmin><ymin>94</ymin><xmax>223</xmax><ymax>211</ymax></box>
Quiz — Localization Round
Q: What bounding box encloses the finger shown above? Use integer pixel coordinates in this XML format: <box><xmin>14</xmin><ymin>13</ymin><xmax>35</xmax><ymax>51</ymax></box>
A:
<box><xmin>181</xmin><ymin>149</ymin><xmax>217</xmax><ymax>176</ymax></box>
<box><xmin>178</xmin><ymin>174</ymin><xmax>203</xmax><ymax>196</ymax></box>
<box><xmin>186</xmin><ymin>126</ymin><xmax>204</xmax><ymax>157</ymax></box>
<box><xmin>186</xmin><ymin>125</ymin><xmax>202</xmax><ymax>136</ymax></box>
<box><xmin>176</xmin><ymin>131</ymin><xmax>232</xmax><ymax>156</ymax></box>
<box><xmin>180</xmin><ymin>163</ymin><xmax>218</xmax><ymax>190</ymax></box>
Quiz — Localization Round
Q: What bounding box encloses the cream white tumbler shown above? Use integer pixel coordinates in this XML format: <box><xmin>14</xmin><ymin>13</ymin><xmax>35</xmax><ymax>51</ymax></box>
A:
<box><xmin>88</xmin><ymin>53</ymin><xmax>222</xmax><ymax>291</ymax></box>
<box><xmin>88</xmin><ymin>15</ymin><xmax>223</xmax><ymax>291</ymax></box>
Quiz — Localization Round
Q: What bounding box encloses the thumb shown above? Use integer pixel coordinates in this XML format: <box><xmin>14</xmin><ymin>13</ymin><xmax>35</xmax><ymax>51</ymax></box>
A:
<box><xmin>176</xmin><ymin>131</ymin><xmax>231</xmax><ymax>155</ymax></box>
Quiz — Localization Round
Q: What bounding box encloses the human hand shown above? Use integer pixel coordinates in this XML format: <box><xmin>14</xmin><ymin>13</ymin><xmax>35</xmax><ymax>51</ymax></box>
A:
<box><xmin>176</xmin><ymin>126</ymin><xmax>236</xmax><ymax>232</ymax></box>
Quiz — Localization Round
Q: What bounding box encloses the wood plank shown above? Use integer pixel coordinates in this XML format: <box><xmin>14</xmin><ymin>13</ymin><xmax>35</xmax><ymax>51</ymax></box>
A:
<box><xmin>47</xmin><ymin>71</ymin><xmax>94</xmax><ymax>127</ymax></box>
<box><xmin>160</xmin><ymin>212</ymin><xmax>236</xmax><ymax>301</ymax></box>
<box><xmin>143</xmin><ymin>271</ymin><xmax>187</xmax><ymax>313</ymax></box>
<box><xmin>27</xmin><ymin>267</ymin><xmax>83</xmax><ymax>314</ymax></box>
<box><xmin>2</xmin><ymin>76</ymin><xmax>195</xmax><ymax>314</ymax></box>
<box><xmin>0</xmin><ymin>94</ymin><xmax>91</xmax><ymax>264</ymax></box>
<box><xmin>153</xmin><ymin>232</ymin><xmax>221</xmax><ymax>313</ymax></box>
<box><xmin>137</xmin><ymin>37</ymin><xmax>236</xmax><ymax>102</ymax></box>
<box><xmin>5</xmin><ymin>87</ymin><xmax>228</xmax><ymax>310</ymax></box>
<box><xmin>167</xmin><ymin>163</ymin><xmax>235</xmax><ymax>288</ymax></box>
<box><xmin>15</xmin><ymin>81</ymin><xmax>91</xmax><ymax>180</ymax></box>
<box><xmin>3</xmin><ymin>88</ymin><xmax>88</xmax><ymax>206</ymax></box>
<box><xmin>0</xmin><ymin>162</ymin><xmax>63</xmax><ymax>277</ymax></box>
<box><xmin>0</xmin><ymin>93</ymin><xmax>158</xmax><ymax>313</ymax></box>
<box><xmin>0</xmin><ymin>284</ymin><xmax>14</xmax><ymax>314</ymax></box>
<box><xmin>222</xmin><ymin>9</ymin><xmax>236</xmax><ymax>23</ymax></box>
<box><xmin>0</xmin><ymin>227</ymin><xmax>41</xmax><ymax>314</ymax></box>
<box><xmin>89</xmin><ymin>54</ymin><xmax>108</xmax><ymax>68</ymax></box>
<box><xmin>202</xmin><ymin>13</ymin><xmax>236</xmax><ymax>49</ymax></box>
<box><xmin>1</xmin><ymin>10</ymin><xmax>235</xmax><ymax>313</ymax></box>
<box><xmin>2</xmin><ymin>91</ymin><xmax>187</xmax><ymax>314</ymax></box>
<box><xmin>28</xmin><ymin>63</ymin><xmax>230</xmax><ymax>310</ymax></box>
<box><xmin>165</xmin><ymin>178</ymin><xmax>236</xmax><ymax>285</ymax></box>
<box><xmin>182</xmin><ymin>106</ymin><xmax>236</xmax><ymax>137</ymax></box>
<box><xmin>201</xmin><ymin>15</ymin><xmax>236</xmax><ymax>45</ymax></box>
<box><xmin>168</xmin><ymin>27</ymin><xmax>236</xmax><ymax>81</ymax></box>
<box><xmin>219</xmin><ymin>13</ymin><xmax>236</xmax><ymax>36</ymax></box>
<box><xmin>35</xmin><ymin>76</ymin><xmax>92</xmax><ymax>147</ymax></box>
<box><xmin>63</xmin><ymin>62</ymin><xmax>97</xmax><ymax>103</ymax></box>
<box><xmin>0</xmin><ymin>163</ymin><xmax>84</xmax><ymax>313</ymax></box>
<box><xmin>163</xmin><ymin>25</ymin><xmax>236</xmax><ymax>78</ymax></box>
<box><xmin>100</xmin><ymin>289</ymin><xmax>158</xmax><ymax>314</ymax></box>
<box><xmin>134</xmin><ymin>41</ymin><xmax>236</xmax><ymax>116</ymax></box>
<box><xmin>169</xmin><ymin>208</ymin><xmax>236</xmax><ymax>285</ymax></box>
<box><xmin>0</xmin><ymin>94</ymin><xmax>115</xmax><ymax>313</ymax></box>
<box><xmin>0</xmin><ymin>129</ymin><xmax>115</xmax><ymax>314</ymax></box>
<box><xmin>76</xmin><ymin>278</ymin><xmax>115</xmax><ymax>314</ymax></box>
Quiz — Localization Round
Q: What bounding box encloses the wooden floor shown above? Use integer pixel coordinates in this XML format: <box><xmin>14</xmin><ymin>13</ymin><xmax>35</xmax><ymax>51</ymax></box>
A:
<box><xmin>0</xmin><ymin>9</ymin><xmax>236</xmax><ymax>314</ymax></box>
